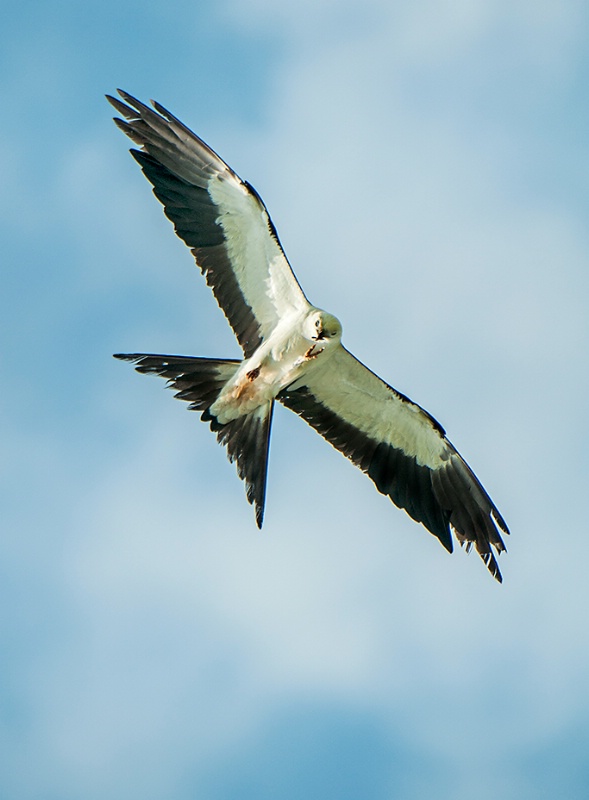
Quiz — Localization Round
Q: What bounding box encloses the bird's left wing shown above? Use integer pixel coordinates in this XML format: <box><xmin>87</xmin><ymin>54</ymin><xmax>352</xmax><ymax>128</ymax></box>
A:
<box><xmin>107</xmin><ymin>90</ymin><xmax>310</xmax><ymax>357</ymax></box>
<box><xmin>280</xmin><ymin>347</ymin><xmax>509</xmax><ymax>581</ymax></box>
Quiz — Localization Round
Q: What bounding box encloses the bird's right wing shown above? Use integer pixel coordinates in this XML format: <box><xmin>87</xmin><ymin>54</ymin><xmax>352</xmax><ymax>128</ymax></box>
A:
<box><xmin>280</xmin><ymin>346</ymin><xmax>509</xmax><ymax>581</ymax></box>
<box><xmin>108</xmin><ymin>90</ymin><xmax>310</xmax><ymax>357</ymax></box>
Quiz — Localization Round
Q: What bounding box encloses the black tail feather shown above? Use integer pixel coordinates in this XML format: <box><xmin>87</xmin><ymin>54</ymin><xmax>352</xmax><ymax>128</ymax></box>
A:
<box><xmin>114</xmin><ymin>353</ymin><xmax>273</xmax><ymax>526</ymax></box>
<box><xmin>205</xmin><ymin>403</ymin><xmax>274</xmax><ymax>527</ymax></box>
<box><xmin>113</xmin><ymin>353</ymin><xmax>240</xmax><ymax>410</ymax></box>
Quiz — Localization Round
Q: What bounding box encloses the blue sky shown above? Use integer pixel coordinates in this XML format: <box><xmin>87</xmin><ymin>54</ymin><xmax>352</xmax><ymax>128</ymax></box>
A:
<box><xmin>2</xmin><ymin>1</ymin><xmax>589</xmax><ymax>798</ymax></box>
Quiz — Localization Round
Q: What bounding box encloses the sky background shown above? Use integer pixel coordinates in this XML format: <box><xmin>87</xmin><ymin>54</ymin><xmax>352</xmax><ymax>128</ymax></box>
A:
<box><xmin>2</xmin><ymin>1</ymin><xmax>589</xmax><ymax>798</ymax></box>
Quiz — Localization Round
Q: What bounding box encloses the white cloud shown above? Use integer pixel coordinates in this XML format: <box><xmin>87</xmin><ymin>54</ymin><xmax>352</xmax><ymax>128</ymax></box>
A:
<box><xmin>226</xmin><ymin>0</ymin><xmax>585</xmax><ymax>73</ymax></box>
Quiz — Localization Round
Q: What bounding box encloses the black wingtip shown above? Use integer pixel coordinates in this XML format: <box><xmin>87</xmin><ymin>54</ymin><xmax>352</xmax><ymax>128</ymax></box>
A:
<box><xmin>106</xmin><ymin>92</ymin><xmax>134</xmax><ymax>119</ymax></box>
<box><xmin>486</xmin><ymin>553</ymin><xmax>503</xmax><ymax>584</ymax></box>
<box><xmin>116</xmin><ymin>88</ymin><xmax>133</xmax><ymax>104</ymax></box>
<box><xmin>492</xmin><ymin>509</ymin><xmax>510</xmax><ymax>538</ymax></box>
<box><xmin>109</xmin><ymin>90</ymin><xmax>156</xmax><ymax>122</ymax></box>
<box><xmin>464</xmin><ymin>541</ymin><xmax>503</xmax><ymax>583</ymax></box>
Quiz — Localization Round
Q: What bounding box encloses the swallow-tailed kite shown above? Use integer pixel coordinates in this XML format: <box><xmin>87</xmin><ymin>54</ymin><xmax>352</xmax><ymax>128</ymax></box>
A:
<box><xmin>109</xmin><ymin>90</ymin><xmax>509</xmax><ymax>581</ymax></box>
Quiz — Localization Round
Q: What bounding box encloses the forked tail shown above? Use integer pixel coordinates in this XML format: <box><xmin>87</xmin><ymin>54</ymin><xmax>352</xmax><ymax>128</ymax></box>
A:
<box><xmin>114</xmin><ymin>353</ymin><xmax>274</xmax><ymax>527</ymax></box>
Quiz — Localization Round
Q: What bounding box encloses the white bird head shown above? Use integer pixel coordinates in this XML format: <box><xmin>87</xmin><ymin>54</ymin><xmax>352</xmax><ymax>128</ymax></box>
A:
<box><xmin>306</xmin><ymin>308</ymin><xmax>343</xmax><ymax>344</ymax></box>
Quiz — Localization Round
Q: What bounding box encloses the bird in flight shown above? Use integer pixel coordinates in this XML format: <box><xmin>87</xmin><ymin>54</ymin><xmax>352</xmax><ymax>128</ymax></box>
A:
<box><xmin>109</xmin><ymin>90</ymin><xmax>509</xmax><ymax>581</ymax></box>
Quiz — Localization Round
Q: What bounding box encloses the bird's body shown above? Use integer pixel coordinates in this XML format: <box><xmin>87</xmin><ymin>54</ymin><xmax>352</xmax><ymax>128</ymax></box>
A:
<box><xmin>109</xmin><ymin>90</ymin><xmax>509</xmax><ymax>581</ymax></box>
<box><xmin>210</xmin><ymin>307</ymin><xmax>342</xmax><ymax>423</ymax></box>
